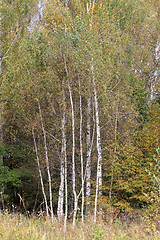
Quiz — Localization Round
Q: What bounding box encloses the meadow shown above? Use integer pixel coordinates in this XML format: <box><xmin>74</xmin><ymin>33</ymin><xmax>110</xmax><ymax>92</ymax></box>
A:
<box><xmin>0</xmin><ymin>211</ymin><xmax>159</xmax><ymax>240</ymax></box>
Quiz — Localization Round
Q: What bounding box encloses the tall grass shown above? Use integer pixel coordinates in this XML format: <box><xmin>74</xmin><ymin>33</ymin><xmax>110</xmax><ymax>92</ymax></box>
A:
<box><xmin>0</xmin><ymin>211</ymin><xmax>159</xmax><ymax>240</ymax></box>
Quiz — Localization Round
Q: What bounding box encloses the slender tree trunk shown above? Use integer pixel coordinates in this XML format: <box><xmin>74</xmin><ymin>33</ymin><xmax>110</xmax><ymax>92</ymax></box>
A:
<box><xmin>86</xmin><ymin>0</ymin><xmax>102</xmax><ymax>222</ymax></box>
<box><xmin>57</xmin><ymin>114</ymin><xmax>65</xmax><ymax>222</ymax></box>
<box><xmin>153</xmin><ymin>37</ymin><xmax>159</xmax><ymax>97</ymax></box>
<box><xmin>28</xmin><ymin>0</ymin><xmax>44</xmax><ymax>31</ymax></box>
<box><xmin>150</xmin><ymin>37</ymin><xmax>159</xmax><ymax>100</ymax></box>
<box><xmin>57</xmin><ymin>145</ymin><xmax>64</xmax><ymax>222</ymax></box>
<box><xmin>79</xmin><ymin>81</ymin><xmax>84</xmax><ymax>223</ymax></box>
<box><xmin>32</xmin><ymin>127</ymin><xmax>49</xmax><ymax>217</ymax></box>
<box><xmin>64</xmin><ymin>60</ymin><xmax>78</xmax><ymax>226</ymax></box>
<box><xmin>61</xmin><ymin>89</ymin><xmax>68</xmax><ymax>228</ymax></box>
<box><xmin>38</xmin><ymin>101</ymin><xmax>54</xmax><ymax>224</ymax></box>
<box><xmin>92</xmin><ymin>60</ymin><xmax>102</xmax><ymax>223</ymax></box>
<box><xmin>86</xmin><ymin>95</ymin><xmax>91</xmax><ymax>213</ymax></box>
<box><xmin>68</xmin><ymin>82</ymin><xmax>78</xmax><ymax>226</ymax></box>
<box><xmin>63</xmin><ymin>111</ymin><xmax>68</xmax><ymax>228</ymax></box>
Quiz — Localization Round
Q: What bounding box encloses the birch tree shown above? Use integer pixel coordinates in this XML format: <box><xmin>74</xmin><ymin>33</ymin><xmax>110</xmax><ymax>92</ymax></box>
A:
<box><xmin>86</xmin><ymin>95</ymin><xmax>91</xmax><ymax>213</ymax></box>
<box><xmin>79</xmin><ymin>80</ymin><xmax>84</xmax><ymax>223</ymax></box>
<box><xmin>92</xmin><ymin>64</ymin><xmax>103</xmax><ymax>223</ymax></box>
<box><xmin>86</xmin><ymin>0</ymin><xmax>103</xmax><ymax>222</ymax></box>
<box><xmin>63</xmin><ymin>108</ymin><xmax>68</xmax><ymax>227</ymax></box>
<box><xmin>150</xmin><ymin>37</ymin><xmax>160</xmax><ymax>100</ymax></box>
<box><xmin>38</xmin><ymin>101</ymin><xmax>54</xmax><ymax>224</ymax></box>
<box><xmin>64</xmin><ymin>60</ymin><xmax>78</xmax><ymax>225</ymax></box>
<box><xmin>57</xmin><ymin>115</ymin><xmax>65</xmax><ymax>222</ymax></box>
<box><xmin>57</xmin><ymin>89</ymin><xmax>68</xmax><ymax>224</ymax></box>
<box><xmin>32</xmin><ymin>127</ymin><xmax>49</xmax><ymax>216</ymax></box>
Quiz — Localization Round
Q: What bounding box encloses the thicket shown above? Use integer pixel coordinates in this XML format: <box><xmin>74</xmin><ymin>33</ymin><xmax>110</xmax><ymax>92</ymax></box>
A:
<box><xmin>0</xmin><ymin>0</ymin><xmax>159</xmax><ymax>225</ymax></box>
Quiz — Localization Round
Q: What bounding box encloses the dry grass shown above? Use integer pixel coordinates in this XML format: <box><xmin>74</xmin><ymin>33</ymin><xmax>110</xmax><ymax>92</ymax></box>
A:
<box><xmin>0</xmin><ymin>212</ymin><xmax>159</xmax><ymax>240</ymax></box>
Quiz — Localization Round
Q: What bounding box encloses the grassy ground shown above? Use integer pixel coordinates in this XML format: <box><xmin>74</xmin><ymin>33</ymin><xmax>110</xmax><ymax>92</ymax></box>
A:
<box><xmin>0</xmin><ymin>212</ymin><xmax>159</xmax><ymax>240</ymax></box>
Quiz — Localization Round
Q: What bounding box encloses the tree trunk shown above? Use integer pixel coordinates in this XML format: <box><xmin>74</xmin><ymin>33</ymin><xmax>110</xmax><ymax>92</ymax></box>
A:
<box><xmin>28</xmin><ymin>0</ymin><xmax>44</xmax><ymax>31</ymax></box>
<box><xmin>92</xmin><ymin>60</ymin><xmax>102</xmax><ymax>223</ymax></box>
<box><xmin>79</xmin><ymin>81</ymin><xmax>84</xmax><ymax>223</ymax></box>
<box><xmin>68</xmin><ymin>81</ymin><xmax>78</xmax><ymax>226</ymax></box>
<box><xmin>64</xmin><ymin>60</ymin><xmax>78</xmax><ymax>226</ymax></box>
<box><xmin>86</xmin><ymin>1</ymin><xmax>102</xmax><ymax>222</ymax></box>
<box><xmin>150</xmin><ymin>37</ymin><xmax>159</xmax><ymax>100</ymax></box>
<box><xmin>86</xmin><ymin>96</ymin><xmax>91</xmax><ymax>213</ymax></box>
<box><xmin>32</xmin><ymin>127</ymin><xmax>49</xmax><ymax>217</ymax></box>
<box><xmin>38</xmin><ymin>101</ymin><xmax>54</xmax><ymax>224</ymax></box>
<box><xmin>61</xmin><ymin>89</ymin><xmax>68</xmax><ymax>228</ymax></box>
<box><xmin>57</xmin><ymin>113</ymin><xmax>65</xmax><ymax>222</ymax></box>
<box><xmin>63</xmin><ymin>111</ymin><xmax>68</xmax><ymax>228</ymax></box>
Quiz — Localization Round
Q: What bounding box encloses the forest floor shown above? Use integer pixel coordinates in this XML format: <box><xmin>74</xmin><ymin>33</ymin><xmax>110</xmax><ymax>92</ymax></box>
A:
<box><xmin>0</xmin><ymin>211</ymin><xmax>159</xmax><ymax>240</ymax></box>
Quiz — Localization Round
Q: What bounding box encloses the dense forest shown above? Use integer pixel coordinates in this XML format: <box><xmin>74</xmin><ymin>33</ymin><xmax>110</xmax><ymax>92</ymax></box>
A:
<box><xmin>0</xmin><ymin>0</ymin><xmax>159</xmax><ymax>225</ymax></box>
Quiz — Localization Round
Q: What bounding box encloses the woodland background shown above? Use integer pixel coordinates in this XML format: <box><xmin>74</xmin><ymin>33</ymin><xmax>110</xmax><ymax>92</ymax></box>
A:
<box><xmin>0</xmin><ymin>0</ymin><xmax>159</xmax><ymax>225</ymax></box>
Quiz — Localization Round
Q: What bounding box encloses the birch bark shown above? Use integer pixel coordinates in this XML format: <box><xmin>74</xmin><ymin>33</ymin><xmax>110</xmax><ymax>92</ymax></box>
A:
<box><xmin>86</xmin><ymin>96</ymin><xmax>91</xmax><ymax>213</ymax></box>
<box><xmin>28</xmin><ymin>0</ymin><xmax>44</xmax><ymax>32</ymax></box>
<box><xmin>68</xmin><ymin>81</ymin><xmax>78</xmax><ymax>226</ymax></box>
<box><xmin>64</xmin><ymin>60</ymin><xmax>78</xmax><ymax>226</ymax></box>
<box><xmin>32</xmin><ymin>127</ymin><xmax>49</xmax><ymax>216</ymax></box>
<box><xmin>86</xmin><ymin>0</ymin><xmax>103</xmax><ymax>222</ymax></box>
<box><xmin>63</xmin><ymin>110</ymin><xmax>68</xmax><ymax>228</ymax></box>
<box><xmin>38</xmin><ymin>101</ymin><xmax>54</xmax><ymax>224</ymax></box>
<box><xmin>92</xmin><ymin>61</ymin><xmax>102</xmax><ymax>223</ymax></box>
<box><xmin>79</xmin><ymin>81</ymin><xmax>84</xmax><ymax>223</ymax></box>
<box><xmin>57</xmin><ymin>113</ymin><xmax>65</xmax><ymax>222</ymax></box>
<box><xmin>150</xmin><ymin>37</ymin><xmax>159</xmax><ymax>100</ymax></box>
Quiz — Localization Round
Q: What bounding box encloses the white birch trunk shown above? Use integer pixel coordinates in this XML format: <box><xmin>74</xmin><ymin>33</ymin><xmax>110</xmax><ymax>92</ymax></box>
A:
<box><xmin>150</xmin><ymin>37</ymin><xmax>159</xmax><ymax>100</ymax></box>
<box><xmin>32</xmin><ymin>127</ymin><xmax>49</xmax><ymax>216</ymax></box>
<box><xmin>68</xmin><ymin>82</ymin><xmax>78</xmax><ymax>226</ymax></box>
<box><xmin>153</xmin><ymin>38</ymin><xmax>159</xmax><ymax>97</ymax></box>
<box><xmin>61</xmin><ymin>88</ymin><xmax>68</xmax><ymax>228</ymax></box>
<box><xmin>62</xmin><ymin>8</ymin><xmax>68</xmax><ymax>228</ymax></box>
<box><xmin>86</xmin><ymin>0</ymin><xmax>102</xmax><ymax>222</ymax></box>
<box><xmin>63</xmin><ymin>111</ymin><xmax>68</xmax><ymax>228</ymax></box>
<box><xmin>79</xmin><ymin>81</ymin><xmax>84</xmax><ymax>223</ymax></box>
<box><xmin>38</xmin><ymin>101</ymin><xmax>54</xmax><ymax>224</ymax></box>
<box><xmin>57</xmin><ymin>114</ymin><xmax>65</xmax><ymax>222</ymax></box>
<box><xmin>86</xmin><ymin>96</ymin><xmax>91</xmax><ymax>213</ymax></box>
<box><xmin>64</xmin><ymin>60</ymin><xmax>78</xmax><ymax>226</ymax></box>
<box><xmin>92</xmin><ymin>61</ymin><xmax>102</xmax><ymax>223</ymax></box>
<box><xmin>28</xmin><ymin>0</ymin><xmax>44</xmax><ymax>32</ymax></box>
